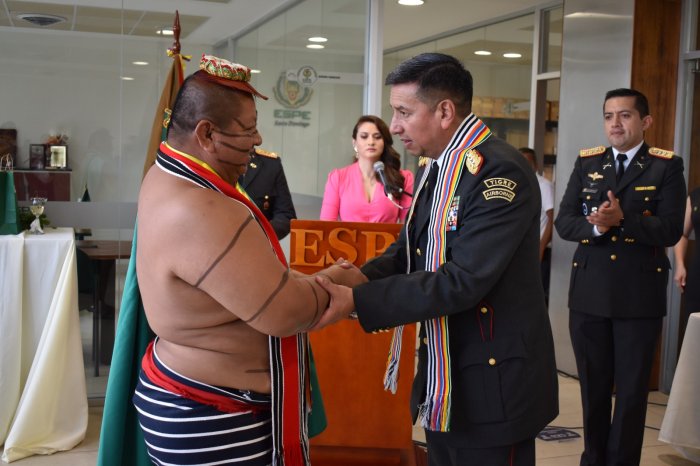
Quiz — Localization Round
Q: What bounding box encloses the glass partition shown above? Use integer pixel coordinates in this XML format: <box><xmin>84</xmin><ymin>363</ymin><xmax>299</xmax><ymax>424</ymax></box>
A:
<box><xmin>383</xmin><ymin>14</ymin><xmax>536</xmax><ymax>173</ymax></box>
<box><xmin>0</xmin><ymin>4</ymin><xmax>206</xmax><ymax>397</ymax></box>
<box><xmin>233</xmin><ymin>0</ymin><xmax>368</xmax><ymax>200</ymax></box>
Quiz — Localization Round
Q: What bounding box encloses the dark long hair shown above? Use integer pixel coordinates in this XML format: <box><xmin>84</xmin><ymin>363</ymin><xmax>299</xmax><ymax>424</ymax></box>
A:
<box><xmin>352</xmin><ymin>115</ymin><xmax>407</xmax><ymax>199</ymax></box>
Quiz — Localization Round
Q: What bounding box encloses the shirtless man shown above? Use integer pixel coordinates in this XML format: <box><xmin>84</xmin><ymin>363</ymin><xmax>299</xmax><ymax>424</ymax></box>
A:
<box><xmin>133</xmin><ymin>54</ymin><xmax>363</xmax><ymax>466</ymax></box>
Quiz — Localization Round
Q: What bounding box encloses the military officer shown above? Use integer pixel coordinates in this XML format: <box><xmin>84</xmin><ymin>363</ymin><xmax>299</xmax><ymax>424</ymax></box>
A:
<box><xmin>555</xmin><ymin>88</ymin><xmax>686</xmax><ymax>466</ymax></box>
<box><xmin>314</xmin><ymin>52</ymin><xmax>558</xmax><ymax>466</ymax></box>
<box><xmin>239</xmin><ymin>148</ymin><xmax>296</xmax><ymax>239</ymax></box>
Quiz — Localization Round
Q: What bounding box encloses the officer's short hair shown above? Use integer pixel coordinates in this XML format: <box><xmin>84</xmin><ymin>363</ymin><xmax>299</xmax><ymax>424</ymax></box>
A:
<box><xmin>604</xmin><ymin>88</ymin><xmax>650</xmax><ymax>118</ymax></box>
<box><xmin>385</xmin><ymin>52</ymin><xmax>472</xmax><ymax>116</ymax></box>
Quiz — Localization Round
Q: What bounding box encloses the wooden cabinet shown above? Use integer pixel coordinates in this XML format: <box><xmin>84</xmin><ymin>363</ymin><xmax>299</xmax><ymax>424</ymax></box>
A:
<box><xmin>13</xmin><ymin>169</ymin><xmax>71</xmax><ymax>201</ymax></box>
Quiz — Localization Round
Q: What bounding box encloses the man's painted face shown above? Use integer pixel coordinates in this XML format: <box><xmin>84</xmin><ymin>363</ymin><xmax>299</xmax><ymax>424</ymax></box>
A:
<box><xmin>212</xmin><ymin>98</ymin><xmax>262</xmax><ymax>176</ymax></box>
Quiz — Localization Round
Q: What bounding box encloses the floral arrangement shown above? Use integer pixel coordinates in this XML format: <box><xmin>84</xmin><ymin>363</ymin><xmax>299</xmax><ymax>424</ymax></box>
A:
<box><xmin>45</xmin><ymin>133</ymin><xmax>69</xmax><ymax>145</ymax></box>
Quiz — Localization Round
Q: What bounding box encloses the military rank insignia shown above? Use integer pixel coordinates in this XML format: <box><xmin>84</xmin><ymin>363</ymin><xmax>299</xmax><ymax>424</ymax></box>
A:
<box><xmin>465</xmin><ymin>149</ymin><xmax>483</xmax><ymax>175</ymax></box>
<box><xmin>579</xmin><ymin>146</ymin><xmax>606</xmax><ymax>157</ymax></box>
<box><xmin>482</xmin><ymin>177</ymin><xmax>517</xmax><ymax>202</ymax></box>
<box><xmin>648</xmin><ymin>147</ymin><xmax>674</xmax><ymax>159</ymax></box>
<box><xmin>446</xmin><ymin>196</ymin><xmax>460</xmax><ymax>231</ymax></box>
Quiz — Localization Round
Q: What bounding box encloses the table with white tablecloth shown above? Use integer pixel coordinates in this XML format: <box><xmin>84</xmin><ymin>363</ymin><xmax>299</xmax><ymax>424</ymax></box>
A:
<box><xmin>0</xmin><ymin>228</ymin><xmax>88</xmax><ymax>463</ymax></box>
<box><xmin>659</xmin><ymin>312</ymin><xmax>700</xmax><ymax>463</ymax></box>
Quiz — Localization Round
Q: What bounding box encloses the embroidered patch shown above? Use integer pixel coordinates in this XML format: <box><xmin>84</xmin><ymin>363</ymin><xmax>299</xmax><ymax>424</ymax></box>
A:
<box><xmin>579</xmin><ymin>146</ymin><xmax>606</xmax><ymax>157</ymax></box>
<box><xmin>465</xmin><ymin>149</ymin><xmax>483</xmax><ymax>175</ymax></box>
<box><xmin>634</xmin><ymin>186</ymin><xmax>656</xmax><ymax>191</ymax></box>
<box><xmin>482</xmin><ymin>177</ymin><xmax>517</xmax><ymax>202</ymax></box>
<box><xmin>587</xmin><ymin>172</ymin><xmax>603</xmax><ymax>181</ymax></box>
<box><xmin>648</xmin><ymin>147</ymin><xmax>674</xmax><ymax>159</ymax></box>
<box><xmin>446</xmin><ymin>196</ymin><xmax>460</xmax><ymax>231</ymax></box>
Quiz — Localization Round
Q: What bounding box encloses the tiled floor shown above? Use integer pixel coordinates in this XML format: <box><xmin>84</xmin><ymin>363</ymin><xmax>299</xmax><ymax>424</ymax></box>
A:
<box><xmin>7</xmin><ymin>372</ymin><xmax>698</xmax><ymax>465</ymax></box>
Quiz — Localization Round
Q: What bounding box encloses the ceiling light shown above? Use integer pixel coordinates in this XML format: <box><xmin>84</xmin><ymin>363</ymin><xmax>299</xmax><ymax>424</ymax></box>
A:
<box><xmin>132</xmin><ymin>61</ymin><xmax>149</xmax><ymax>66</ymax></box>
<box><xmin>121</xmin><ymin>76</ymin><xmax>134</xmax><ymax>81</ymax></box>
<box><xmin>308</xmin><ymin>37</ymin><xmax>328</xmax><ymax>43</ymax></box>
<box><xmin>157</xmin><ymin>28</ymin><xmax>174</xmax><ymax>36</ymax></box>
<box><xmin>503</xmin><ymin>52</ymin><xmax>522</xmax><ymax>58</ymax></box>
<box><xmin>474</xmin><ymin>50</ymin><xmax>492</xmax><ymax>56</ymax></box>
<box><xmin>398</xmin><ymin>0</ymin><xmax>424</xmax><ymax>5</ymax></box>
<box><xmin>16</xmin><ymin>13</ymin><xmax>66</xmax><ymax>27</ymax></box>
<box><xmin>306</xmin><ymin>44</ymin><xmax>324</xmax><ymax>49</ymax></box>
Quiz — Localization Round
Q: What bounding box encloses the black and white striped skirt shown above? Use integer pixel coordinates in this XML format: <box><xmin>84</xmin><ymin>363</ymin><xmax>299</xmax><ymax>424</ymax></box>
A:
<box><xmin>133</xmin><ymin>344</ymin><xmax>273</xmax><ymax>465</ymax></box>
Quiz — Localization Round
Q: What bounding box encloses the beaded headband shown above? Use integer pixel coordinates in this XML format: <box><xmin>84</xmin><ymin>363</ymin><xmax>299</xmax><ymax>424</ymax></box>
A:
<box><xmin>197</xmin><ymin>54</ymin><xmax>268</xmax><ymax>100</ymax></box>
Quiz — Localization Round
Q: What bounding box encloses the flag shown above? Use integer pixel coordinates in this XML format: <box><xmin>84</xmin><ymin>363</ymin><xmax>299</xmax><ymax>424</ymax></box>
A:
<box><xmin>142</xmin><ymin>53</ymin><xmax>186</xmax><ymax>178</ymax></box>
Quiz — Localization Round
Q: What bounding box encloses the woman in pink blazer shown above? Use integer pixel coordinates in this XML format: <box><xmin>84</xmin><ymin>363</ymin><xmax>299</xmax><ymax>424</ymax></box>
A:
<box><xmin>320</xmin><ymin>115</ymin><xmax>414</xmax><ymax>223</ymax></box>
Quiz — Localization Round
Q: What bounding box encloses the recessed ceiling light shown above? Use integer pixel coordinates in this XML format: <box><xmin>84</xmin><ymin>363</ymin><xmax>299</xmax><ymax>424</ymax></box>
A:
<box><xmin>308</xmin><ymin>37</ymin><xmax>328</xmax><ymax>43</ymax></box>
<box><xmin>306</xmin><ymin>44</ymin><xmax>324</xmax><ymax>49</ymax></box>
<box><xmin>132</xmin><ymin>61</ymin><xmax>149</xmax><ymax>66</ymax></box>
<box><xmin>503</xmin><ymin>52</ymin><xmax>522</xmax><ymax>58</ymax></box>
<box><xmin>121</xmin><ymin>76</ymin><xmax>134</xmax><ymax>81</ymax></box>
<box><xmin>250</xmin><ymin>69</ymin><xmax>261</xmax><ymax>74</ymax></box>
<box><xmin>474</xmin><ymin>50</ymin><xmax>492</xmax><ymax>56</ymax></box>
<box><xmin>16</xmin><ymin>13</ymin><xmax>66</xmax><ymax>27</ymax></box>
<box><xmin>157</xmin><ymin>28</ymin><xmax>174</xmax><ymax>36</ymax></box>
<box><xmin>398</xmin><ymin>0</ymin><xmax>424</xmax><ymax>5</ymax></box>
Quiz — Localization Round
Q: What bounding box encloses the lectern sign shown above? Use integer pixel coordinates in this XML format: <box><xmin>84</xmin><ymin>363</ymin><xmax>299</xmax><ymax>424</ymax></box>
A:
<box><xmin>289</xmin><ymin>219</ymin><xmax>401</xmax><ymax>273</ymax></box>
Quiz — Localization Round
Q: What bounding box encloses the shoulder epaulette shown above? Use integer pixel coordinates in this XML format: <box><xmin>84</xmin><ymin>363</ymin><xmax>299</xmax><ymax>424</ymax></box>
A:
<box><xmin>255</xmin><ymin>148</ymin><xmax>278</xmax><ymax>159</ymax></box>
<box><xmin>579</xmin><ymin>146</ymin><xmax>606</xmax><ymax>157</ymax></box>
<box><xmin>648</xmin><ymin>147</ymin><xmax>675</xmax><ymax>159</ymax></box>
<box><xmin>418</xmin><ymin>156</ymin><xmax>430</xmax><ymax>167</ymax></box>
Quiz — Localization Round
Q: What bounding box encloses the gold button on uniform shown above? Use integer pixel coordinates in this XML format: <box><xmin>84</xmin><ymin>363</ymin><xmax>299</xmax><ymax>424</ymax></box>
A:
<box><xmin>657</xmin><ymin>267</ymin><xmax>662</xmax><ymax>273</ymax></box>
<box><xmin>573</xmin><ymin>262</ymin><xmax>578</xmax><ymax>268</ymax></box>
<box><xmin>481</xmin><ymin>307</ymin><xmax>488</xmax><ymax>314</ymax></box>
<box><xmin>423</xmin><ymin>337</ymin><xmax>428</xmax><ymax>344</ymax></box>
<box><xmin>610</xmin><ymin>254</ymin><xmax>617</xmax><ymax>261</ymax></box>
<box><xmin>611</xmin><ymin>236</ymin><xmax>618</xmax><ymax>242</ymax></box>
<box><xmin>416</xmin><ymin>248</ymin><xmax>422</xmax><ymax>256</ymax></box>
<box><xmin>488</xmin><ymin>358</ymin><xmax>496</xmax><ymax>366</ymax></box>
<box><xmin>586</xmin><ymin>195</ymin><xmax>591</xmax><ymax>200</ymax></box>
<box><xmin>644</xmin><ymin>196</ymin><xmax>650</xmax><ymax>202</ymax></box>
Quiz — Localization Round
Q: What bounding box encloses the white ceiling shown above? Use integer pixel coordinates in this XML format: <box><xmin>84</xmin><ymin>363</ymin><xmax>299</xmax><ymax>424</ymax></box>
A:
<box><xmin>0</xmin><ymin>0</ymin><xmax>550</xmax><ymax>54</ymax></box>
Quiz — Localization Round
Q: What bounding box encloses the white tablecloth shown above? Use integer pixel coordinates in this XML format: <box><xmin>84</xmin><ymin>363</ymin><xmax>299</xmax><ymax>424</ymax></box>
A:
<box><xmin>0</xmin><ymin>228</ymin><xmax>88</xmax><ymax>463</ymax></box>
<box><xmin>659</xmin><ymin>312</ymin><xmax>700</xmax><ymax>463</ymax></box>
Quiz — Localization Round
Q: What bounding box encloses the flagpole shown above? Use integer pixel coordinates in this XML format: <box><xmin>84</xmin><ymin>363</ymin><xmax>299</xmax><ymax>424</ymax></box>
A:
<box><xmin>142</xmin><ymin>10</ymin><xmax>187</xmax><ymax>178</ymax></box>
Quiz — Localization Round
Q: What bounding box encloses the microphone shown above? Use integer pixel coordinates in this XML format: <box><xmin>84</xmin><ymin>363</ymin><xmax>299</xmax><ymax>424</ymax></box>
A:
<box><xmin>373</xmin><ymin>161</ymin><xmax>391</xmax><ymax>196</ymax></box>
<box><xmin>373</xmin><ymin>160</ymin><xmax>414</xmax><ymax>198</ymax></box>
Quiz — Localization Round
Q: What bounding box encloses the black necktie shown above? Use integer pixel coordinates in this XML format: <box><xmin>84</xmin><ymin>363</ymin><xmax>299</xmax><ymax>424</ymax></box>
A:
<box><xmin>616</xmin><ymin>153</ymin><xmax>627</xmax><ymax>184</ymax></box>
<box><xmin>423</xmin><ymin>162</ymin><xmax>439</xmax><ymax>207</ymax></box>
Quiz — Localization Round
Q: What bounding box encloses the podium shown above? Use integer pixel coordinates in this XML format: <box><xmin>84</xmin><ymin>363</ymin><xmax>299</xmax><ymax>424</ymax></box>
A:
<box><xmin>290</xmin><ymin>220</ymin><xmax>417</xmax><ymax>466</ymax></box>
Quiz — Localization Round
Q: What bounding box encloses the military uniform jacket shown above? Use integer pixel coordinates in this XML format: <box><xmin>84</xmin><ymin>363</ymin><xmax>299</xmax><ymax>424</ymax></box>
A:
<box><xmin>353</xmin><ymin>135</ymin><xmax>558</xmax><ymax>448</ymax></box>
<box><xmin>239</xmin><ymin>152</ymin><xmax>296</xmax><ymax>240</ymax></box>
<box><xmin>554</xmin><ymin>143</ymin><xmax>686</xmax><ymax>318</ymax></box>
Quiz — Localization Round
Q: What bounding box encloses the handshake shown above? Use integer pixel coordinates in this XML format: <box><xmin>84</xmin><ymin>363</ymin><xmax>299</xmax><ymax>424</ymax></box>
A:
<box><xmin>309</xmin><ymin>258</ymin><xmax>367</xmax><ymax>331</ymax></box>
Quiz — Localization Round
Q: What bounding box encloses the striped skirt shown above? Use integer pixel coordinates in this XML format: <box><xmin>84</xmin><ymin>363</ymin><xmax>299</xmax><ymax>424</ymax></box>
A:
<box><xmin>133</xmin><ymin>342</ymin><xmax>273</xmax><ymax>465</ymax></box>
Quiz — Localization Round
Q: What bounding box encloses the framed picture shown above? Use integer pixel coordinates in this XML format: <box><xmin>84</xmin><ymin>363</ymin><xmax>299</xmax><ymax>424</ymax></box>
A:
<box><xmin>0</xmin><ymin>129</ymin><xmax>17</xmax><ymax>168</ymax></box>
<box><xmin>29</xmin><ymin>144</ymin><xmax>47</xmax><ymax>169</ymax></box>
<box><xmin>49</xmin><ymin>145</ymin><xmax>67</xmax><ymax>168</ymax></box>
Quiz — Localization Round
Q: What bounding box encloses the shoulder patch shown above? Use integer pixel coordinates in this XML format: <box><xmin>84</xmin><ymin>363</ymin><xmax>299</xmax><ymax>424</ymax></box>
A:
<box><xmin>579</xmin><ymin>146</ymin><xmax>606</xmax><ymax>157</ymax></box>
<box><xmin>418</xmin><ymin>156</ymin><xmax>430</xmax><ymax>167</ymax></box>
<box><xmin>255</xmin><ymin>148</ymin><xmax>278</xmax><ymax>159</ymax></box>
<box><xmin>648</xmin><ymin>147</ymin><xmax>674</xmax><ymax>159</ymax></box>
<box><xmin>464</xmin><ymin>148</ymin><xmax>484</xmax><ymax>175</ymax></box>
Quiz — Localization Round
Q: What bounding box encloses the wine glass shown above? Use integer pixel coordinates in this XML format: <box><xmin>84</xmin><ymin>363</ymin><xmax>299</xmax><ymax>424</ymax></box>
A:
<box><xmin>29</xmin><ymin>197</ymin><xmax>47</xmax><ymax>234</ymax></box>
